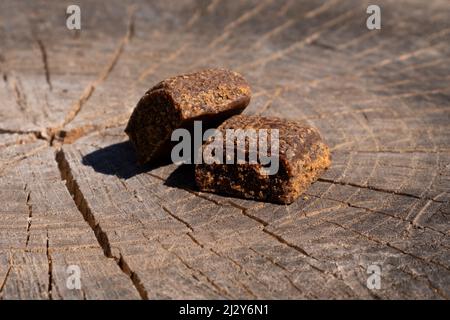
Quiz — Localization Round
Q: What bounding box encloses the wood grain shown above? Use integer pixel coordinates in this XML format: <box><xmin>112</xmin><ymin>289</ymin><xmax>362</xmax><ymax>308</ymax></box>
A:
<box><xmin>0</xmin><ymin>0</ymin><xmax>449</xmax><ymax>299</ymax></box>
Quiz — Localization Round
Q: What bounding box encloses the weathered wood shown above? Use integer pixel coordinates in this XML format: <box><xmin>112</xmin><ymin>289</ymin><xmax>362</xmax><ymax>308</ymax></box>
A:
<box><xmin>0</xmin><ymin>0</ymin><xmax>449</xmax><ymax>299</ymax></box>
<box><xmin>0</xmin><ymin>148</ymin><xmax>141</xmax><ymax>299</ymax></box>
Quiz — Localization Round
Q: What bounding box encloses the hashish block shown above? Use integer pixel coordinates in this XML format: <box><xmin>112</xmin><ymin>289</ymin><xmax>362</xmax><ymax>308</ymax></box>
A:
<box><xmin>125</xmin><ymin>68</ymin><xmax>251</xmax><ymax>164</ymax></box>
<box><xmin>195</xmin><ymin>115</ymin><xmax>331</xmax><ymax>204</ymax></box>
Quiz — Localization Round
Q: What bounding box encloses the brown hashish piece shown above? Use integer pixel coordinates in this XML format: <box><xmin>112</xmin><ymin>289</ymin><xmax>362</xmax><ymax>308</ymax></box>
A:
<box><xmin>125</xmin><ymin>68</ymin><xmax>251</xmax><ymax>164</ymax></box>
<box><xmin>195</xmin><ymin>115</ymin><xmax>331</xmax><ymax>204</ymax></box>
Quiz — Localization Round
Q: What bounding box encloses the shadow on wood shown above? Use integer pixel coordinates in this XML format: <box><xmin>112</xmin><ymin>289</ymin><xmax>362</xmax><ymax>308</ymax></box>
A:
<box><xmin>164</xmin><ymin>164</ymin><xmax>198</xmax><ymax>191</ymax></box>
<box><xmin>81</xmin><ymin>141</ymin><xmax>171</xmax><ymax>179</ymax></box>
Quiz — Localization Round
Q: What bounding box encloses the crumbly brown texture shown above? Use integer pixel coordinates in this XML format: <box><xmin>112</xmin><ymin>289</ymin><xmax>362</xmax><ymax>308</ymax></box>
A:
<box><xmin>195</xmin><ymin>115</ymin><xmax>331</xmax><ymax>204</ymax></box>
<box><xmin>125</xmin><ymin>68</ymin><xmax>251</xmax><ymax>164</ymax></box>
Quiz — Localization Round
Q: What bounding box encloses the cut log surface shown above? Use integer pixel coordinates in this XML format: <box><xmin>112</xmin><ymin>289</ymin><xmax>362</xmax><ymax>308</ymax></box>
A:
<box><xmin>0</xmin><ymin>0</ymin><xmax>449</xmax><ymax>299</ymax></box>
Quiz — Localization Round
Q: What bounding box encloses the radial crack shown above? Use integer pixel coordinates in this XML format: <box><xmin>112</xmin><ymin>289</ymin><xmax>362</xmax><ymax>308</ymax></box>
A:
<box><xmin>0</xmin><ymin>266</ymin><xmax>12</xmax><ymax>296</ymax></box>
<box><xmin>36</xmin><ymin>39</ymin><xmax>52</xmax><ymax>90</ymax></box>
<box><xmin>46</xmin><ymin>230</ymin><xmax>53</xmax><ymax>300</ymax></box>
<box><xmin>54</xmin><ymin>148</ymin><xmax>148</xmax><ymax>299</ymax></box>
<box><xmin>61</xmin><ymin>6</ymin><xmax>135</xmax><ymax>127</ymax></box>
<box><xmin>25</xmin><ymin>186</ymin><xmax>32</xmax><ymax>248</ymax></box>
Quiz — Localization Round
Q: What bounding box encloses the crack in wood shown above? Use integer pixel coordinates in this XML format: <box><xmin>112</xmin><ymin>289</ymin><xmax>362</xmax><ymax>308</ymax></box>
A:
<box><xmin>116</xmin><ymin>253</ymin><xmax>149</xmax><ymax>299</ymax></box>
<box><xmin>397</xmin><ymin>266</ymin><xmax>450</xmax><ymax>300</ymax></box>
<box><xmin>304</xmin><ymin>192</ymin><xmax>447</xmax><ymax>237</ymax></box>
<box><xmin>1</xmin><ymin>0</ymin><xmax>449</xmax><ymax>299</ymax></box>
<box><xmin>184</xmin><ymin>234</ymin><xmax>260</xmax><ymax>298</ymax></box>
<box><xmin>223</xmin><ymin>201</ymin><xmax>346</xmax><ymax>281</ymax></box>
<box><xmin>248</xmin><ymin>246</ymin><xmax>330</xmax><ymax>298</ymax></box>
<box><xmin>262</xmin><ymin>228</ymin><xmax>314</xmax><ymax>260</ymax></box>
<box><xmin>24</xmin><ymin>185</ymin><xmax>32</xmax><ymax>249</ymax></box>
<box><xmin>326</xmin><ymin>220</ymin><xmax>450</xmax><ymax>273</ymax></box>
<box><xmin>208</xmin><ymin>0</ymin><xmax>274</xmax><ymax>49</ymax></box>
<box><xmin>11</xmin><ymin>78</ymin><xmax>29</xmax><ymax>118</ymax></box>
<box><xmin>145</xmin><ymin>170</ymin><xmax>359</xmax><ymax>287</ymax></box>
<box><xmin>0</xmin><ymin>143</ymin><xmax>48</xmax><ymax>176</ymax></box>
<box><xmin>142</xmin><ymin>171</ymin><xmax>355</xmax><ymax>295</ymax></box>
<box><xmin>54</xmin><ymin>148</ymin><xmax>149</xmax><ymax>299</ymax></box>
<box><xmin>249</xmin><ymin>247</ymin><xmax>289</xmax><ymax>272</ymax></box>
<box><xmin>0</xmin><ymin>128</ymin><xmax>40</xmax><ymax>136</ymax></box>
<box><xmin>46</xmin><ymin>229</ymin><xmax>53</xmax><ymax>300</ymax></box>
<box><xmin>160</xmin><ymin>205</ymin><xmax>194</xmax><ymax>232</ymax></box>
<box><xmin>186</xmin><ymin>232</ymin><xmax>203</xmax><ymax>248</ymax></box>
<box><xmin>156</xmin><ymin>239</ymin><xmax>230</xmax><ymax>298</ymax></box>
<box><xmin>407</xmin><ymin>200</ymin><xmax>433</xmax><ymax>235</ymax></box>
<box><xmin>317</xmin><ymin>178</ymin><xmax>445</xmax><ymax>203</ymax></box>
<box><xmin>240</xmin><ymin>8</ymin><xmax>359</xmax><ymax>69</ymax></box>
<box><xmin>0</xmin><ymin>265</ymin><xmax>12</xmax><ymax>297</ymax></box>
<box><xmin>59</xmin><ymin>115</ymin><xmax>130</xmax><ymax>145</ymax></box>
<box><xmin>60</xmin><ymin>6</ymin><xmax>135</xmax><ymax>128</ymax></box>
<box><xmin>36</xmin><ymin>39</ymin><xmax>52</xmax><ymax>91</ymax></box>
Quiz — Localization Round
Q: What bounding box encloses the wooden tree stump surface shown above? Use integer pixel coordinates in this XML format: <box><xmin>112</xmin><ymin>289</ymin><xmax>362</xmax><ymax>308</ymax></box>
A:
<box><xmin>0</xmin><ymin>0</ymin><xmax>449</xmax><ymax>299</ymax></box>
